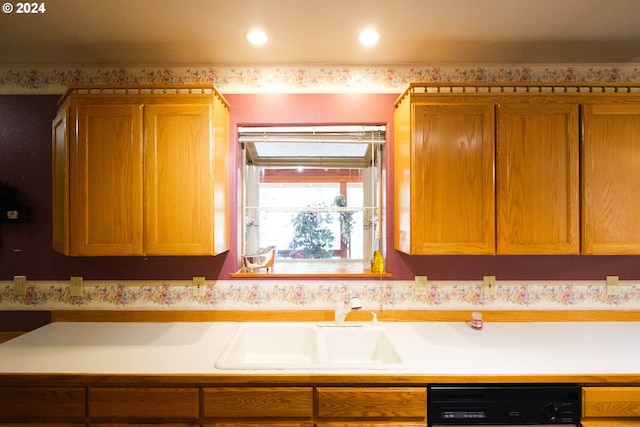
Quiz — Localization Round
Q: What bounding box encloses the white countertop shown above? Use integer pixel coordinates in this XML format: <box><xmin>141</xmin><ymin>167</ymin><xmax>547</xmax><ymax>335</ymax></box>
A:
<box><xmin>1</xmin><ymin>321</ymin><xmax>639</xmax><ymax>377</ymax></box>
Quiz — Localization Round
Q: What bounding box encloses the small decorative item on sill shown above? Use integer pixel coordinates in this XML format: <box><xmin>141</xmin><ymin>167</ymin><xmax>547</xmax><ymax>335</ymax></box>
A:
<box><xmin>371</xmin><ymin>250</ymin><xmax>385</xmax><ymax>273</ymax></box>
<box><xmin>242</xmin><ymin>245</ymin><xmax>277</xmax><ymax>273</ymax></box>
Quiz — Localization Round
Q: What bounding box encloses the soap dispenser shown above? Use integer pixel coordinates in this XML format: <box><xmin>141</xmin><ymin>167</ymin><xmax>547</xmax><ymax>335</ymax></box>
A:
<box><xmin>371</xmin><ymin>250</ymin><xmax>385</xmax><ymax>273</ymax></box>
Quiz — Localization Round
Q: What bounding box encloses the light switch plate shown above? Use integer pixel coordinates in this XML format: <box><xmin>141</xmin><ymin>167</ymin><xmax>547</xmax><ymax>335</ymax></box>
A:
<box><xmin>483</xmin><ymin>275</ymin><xmax>496</xmax><ymax>296</ymax></box>
<box><xmin>14</xmin><ymin>275</ymin><xmax>27</xmax><ymax>296</ymax></box>
<box><xmin>414</xmin><ymin>276</ymin><xmax>428</xmax><ymax>294</ymax></box>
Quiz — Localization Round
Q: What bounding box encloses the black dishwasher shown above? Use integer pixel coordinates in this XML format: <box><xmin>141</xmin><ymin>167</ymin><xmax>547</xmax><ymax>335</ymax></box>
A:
<box><xmin>428</xmin><ymin>384</ymin><xmax>580</xmax><ymax>426</ymax></box>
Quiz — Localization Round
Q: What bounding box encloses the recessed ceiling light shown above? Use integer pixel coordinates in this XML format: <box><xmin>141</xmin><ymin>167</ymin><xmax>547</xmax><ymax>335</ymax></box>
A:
<box><xmin>359</xmin><ymin>28</ymin><xmax>380</xmax><ymax>46</ymax></box>
<box><xmin>245</xmin><ymin>29</ymin><xmax>268</xmax><ymax>46</ymax></box>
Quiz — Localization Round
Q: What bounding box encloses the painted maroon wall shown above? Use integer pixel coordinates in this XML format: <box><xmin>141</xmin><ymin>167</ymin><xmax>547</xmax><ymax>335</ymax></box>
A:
<box><xmin>220</xmin><ymin>93</ymin><xmax>399</xmax><ymax>278</ymax></box>
<box><xmin>1</xmin><ymin>94</ymin><xmax>640</xmax><ymax>283</ymax></box>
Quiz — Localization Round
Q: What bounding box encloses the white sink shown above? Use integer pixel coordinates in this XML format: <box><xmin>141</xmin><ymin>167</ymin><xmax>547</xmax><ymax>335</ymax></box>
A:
<box><xmin>214</xmin><ymin>323</ymin><xmax>318</xmax><ymax>369</ymax></box>
<box><xmin>322</xmin><ymin>327</ymin><xmax>405</xmax><ymax>368</ymax></box>
<box><xmin>214</xmin><ymin>323</ymin><xmax>407</xmax><ymax>370</ymax></box>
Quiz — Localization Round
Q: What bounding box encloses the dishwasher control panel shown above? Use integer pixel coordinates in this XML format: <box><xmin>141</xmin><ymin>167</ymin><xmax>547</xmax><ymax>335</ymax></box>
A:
<box><xmin>428</xmin><ymin>384</ymin><xmax>580</xmax><ymax>425</ymax></box>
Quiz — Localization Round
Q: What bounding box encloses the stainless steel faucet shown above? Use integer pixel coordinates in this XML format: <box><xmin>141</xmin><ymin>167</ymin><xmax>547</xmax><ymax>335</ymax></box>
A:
<box><xmin>334</xmin><ymin>294</ymin><xmax>362</xmax><ymax>323</ymax></box>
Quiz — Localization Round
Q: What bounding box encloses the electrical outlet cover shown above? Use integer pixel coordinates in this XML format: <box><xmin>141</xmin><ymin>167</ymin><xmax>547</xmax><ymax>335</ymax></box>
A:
<box><xmin>70</xmin><ymin>276</ymin><xmax>83</xmax><ymax>297</ymax></box>
<box><xmin>193</xmin><ymin>277</ymin><xmax>206</xmax><ymax>297</ymax></box>
<box><xmin>606</xmin><ymin>275</ymin><xmax>620</xmax><ymax>296</ymax></box>
<box><xmin>414</xmin><ymin>276</ymin><xmax>428</xmax><ymax>294</ymax></box>
<box><xmin>14</xmin><ymin>276</ymin><xmax>27</xmax><ymax>296</ymax></box>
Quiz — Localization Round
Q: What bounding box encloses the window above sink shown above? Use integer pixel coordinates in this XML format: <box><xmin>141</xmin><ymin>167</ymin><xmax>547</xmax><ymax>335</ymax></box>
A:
<box><xmin>233</xmin><ymin>125</ymin><xmax>390</xmax><ymax>277</ymax></box>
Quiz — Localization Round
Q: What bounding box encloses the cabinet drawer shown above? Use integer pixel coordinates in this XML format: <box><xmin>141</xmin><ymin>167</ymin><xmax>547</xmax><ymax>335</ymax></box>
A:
<box><xmin>90</xmin><ymin>424</ymin><xmax>197</xmax><ymax>427</ymax></box>
<box><xmin>316</xmin><ymin>423</ymin><xmax>426</xmax><ymax>427</ymax></box>
<box><xmin>0</xmin><ymin>387</ymin><xmax>85</xmax><ymax>422</ymax></box>
<box><xmin>582</xmin><ymin>422</ymin><xmax>640</xmax><ymax>426</ymax></box>
<box><xmin>0</xmin><ymin>424</ymin><xmax>85</xmax><ymax>427</ymax></box>
<box><xmin>316</xmin><ymin>387</ymin><xmax>426</xmax><ymax>420</ymax></box>
<box><xmin>583</xmin><ymin>387</ymin><xmax>640</xmax><ymax>417</ymax></box>
<box><xmin>204</xmin><ymin>423</ymin><xmax>313</xmax><ymax>427</ymax></box>
<box><xmin>203</xmin><ymin>387</ymin><xmax>313</xmax><ymax>419</ymax></box>
<box><xmin>88</xmin><ymin>387</ymin><xmax>199</xmax><ymax>421</ymax></box>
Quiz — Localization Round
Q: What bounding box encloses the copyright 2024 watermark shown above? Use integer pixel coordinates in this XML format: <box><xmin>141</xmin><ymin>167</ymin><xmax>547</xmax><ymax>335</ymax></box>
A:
<box><xmin>3</xmin><ymin>2</ymin><xmax>47</xmax><ymax>13</ymax></box>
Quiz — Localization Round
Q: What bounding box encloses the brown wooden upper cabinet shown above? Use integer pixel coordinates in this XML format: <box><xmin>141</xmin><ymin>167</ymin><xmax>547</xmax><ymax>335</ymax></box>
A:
<box><xmin>582</xmin><ymin>103</ymin><xmax>640</xmax><ymax>254</ymax></box>
<box><xmin>394</xmin><ymin>99</ymin><xmax>495</xmax><ymax>254</ymax></box>
<box><xmin>394</xmin><ymin>84</ymin><xmax>583</xmax><ymax>255</ymax></box>
<box><xmin>496</xmin><ymin>101</ymin><xmax>580</xmax><ymax>254</ymax></box>
<box><xmin>52</xmin><ymin>86</ymin><xmax>230</xmax><ymax>256</ymax></box>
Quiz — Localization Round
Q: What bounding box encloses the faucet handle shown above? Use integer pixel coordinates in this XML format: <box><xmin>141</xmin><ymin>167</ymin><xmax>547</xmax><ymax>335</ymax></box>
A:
<box><xmin>371</xmin><ymin>311</ymin><xmax>378</xmax><ymax>325</ymax></box>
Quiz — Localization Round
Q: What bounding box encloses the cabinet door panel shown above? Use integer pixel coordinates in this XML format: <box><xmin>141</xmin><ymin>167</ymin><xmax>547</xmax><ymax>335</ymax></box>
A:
<box><xmin>581</xmin><ymin>422</ymin><xmax>640</xmax><ymax>426</ymax></box>
<box><xmin>145</xmin><ymin>103</ymin><xmax>214</xmax><ymax>255</ymax></box>
<box><xmin>0</xmin><ymin>386</ymin><xmax>85</xmax><ymax>423</ymax></box>
<box><xmin>316</xmin><ymin>387</ymin><xmax>426</xmax><ymax>420</ymax></box>
<box><xmin>71</xmin><ymin>102</ymin><xmax>144</xmax><ymax>255</ymax></box>
<box><xmin>316</xmin><ymin>424</ymin><xmax>425</xmax><ymax>427</ymax></box>
<box><xmin>411</xmin><ymin>104</ymin><xmax>495</xmax><ymax>254</ymax></box>
<box><xmin>88</xmin><ymin>387</ymin><xmax>199</xmax><ymax>421</ymax></box>
<box><xmin>204</xmin><ymin>423</ymin><xmax>313</xmax><ymax>427</ymax></box>
<box><xmin>203</xmin><ymin>387</ymin><xmax>313</xmax><ymax>419</ymax></box>
<box><xmin>583</xmin><ymin>104</ymin><xmax>640</xmax><ymax>254</ymax></box>
<box><xmin>90</xmin><ymin>424</ymin><xmax>197</xmax><ymax>427</ymax></box>
<box><xmin>583</xmin><ymin>386</ymin><xmax>640</xmax><ymax>417</ymax></box>
<box><xmin>497</xmin><ymin>102</ymin><xmax>579</xmax><ymax>254</ymax></box>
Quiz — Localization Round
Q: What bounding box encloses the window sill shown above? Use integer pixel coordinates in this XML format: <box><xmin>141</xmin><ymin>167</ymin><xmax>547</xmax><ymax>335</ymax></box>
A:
<box><xmin>230</xmin><ymin>268</ymin><xmax>393</xmax><ymax>279</ymax></box>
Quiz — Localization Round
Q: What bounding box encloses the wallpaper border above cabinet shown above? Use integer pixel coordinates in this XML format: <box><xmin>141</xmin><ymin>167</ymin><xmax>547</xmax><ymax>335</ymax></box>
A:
<box><xmin>2</xmin><ymin>64</ymin><xmax>640</xmax><ymax>94</ymax></box>
<box><xmin>1</xmin><ymin>279</ymin><xmax>639</xmax><ymax>311</ymax></box>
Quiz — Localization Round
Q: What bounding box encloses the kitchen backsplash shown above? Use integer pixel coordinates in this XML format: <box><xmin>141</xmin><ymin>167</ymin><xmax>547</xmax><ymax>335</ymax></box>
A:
<box><xmin>1</xmin><ymin>280</ymin><xmax>639</xmax><ymax>311</ymax></box>
<box><xmin>1</xmin><ymin>64</ymin><xmax>640</xmax><ymax>94</ymax></box>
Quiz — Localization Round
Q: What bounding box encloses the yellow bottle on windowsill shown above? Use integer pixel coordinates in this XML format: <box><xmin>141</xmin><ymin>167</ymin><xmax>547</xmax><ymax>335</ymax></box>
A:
<box><xmin>371</xmin><ymin>250</ymin><xmax>385</xmax><ymax>273</ymax></box>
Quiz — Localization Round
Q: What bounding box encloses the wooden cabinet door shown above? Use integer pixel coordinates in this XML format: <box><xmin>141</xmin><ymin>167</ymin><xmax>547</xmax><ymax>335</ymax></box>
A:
<box><xmin>316</xmin><ymin>387</ymin><xmax>426</xmax><ymax>423</ymax></box>
<box><xmin>88</xmin><ymin>387</ymin><xmax>199</xmax><ymax>423</ymax></box>
<box><xmin>203</xmin><ymin>387</ymin><xmax>313</xmax><ymax>423</ymax></box>
<box><xmin>496</xmin><ymin>102</ymin><xmax>579</xmax><ymax>254</ymax></box>
<box><xmin>0</xmin><ymin>386</ymin><xmax>86</xmax><ymax>424</ymax></box>
<box><xmin>583</xmin><ymin>386</ymin><xmax>640</xmax><ymax>418</ymax></box>
<box><xmin>316</xmin><ymin>423</ymin><xmax>425</xmax><ymax>427</ymax></box>
<box><xmin>70</xmin><ymin>101</ymin><xmax>144</xmax><ymax>255</ymax></box>
<box><xmin>144</xmin><ymin>102</ymin><xmax>216</xmax><ymax>255</ymax></box>
<box><xmin>407</xmin><ymin>103</ymin><xmax>495</xmax><ymax>254</ymax></box>
<box><xmin>582</xmin><ymin>104</ymin><xmax>640</xmax><ymax>254</ymax></box>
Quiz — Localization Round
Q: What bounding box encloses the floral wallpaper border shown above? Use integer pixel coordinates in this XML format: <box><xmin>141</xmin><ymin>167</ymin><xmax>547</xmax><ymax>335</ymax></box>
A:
<box><xmin>1</xmin><ymin>280</ymin><xmax>639</xmax><ymax>311</ymax></box>
<box><xmin>2</xmin><ymin>64</ymin><xmax>640</xmax><ymax>94</ymax></box>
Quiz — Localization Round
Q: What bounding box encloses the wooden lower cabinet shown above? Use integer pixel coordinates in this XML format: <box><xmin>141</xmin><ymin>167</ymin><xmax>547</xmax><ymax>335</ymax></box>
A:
<box><xmin>316</xmin><ymin>424</ymin><xmax>425</xmax><ymax>427</ymax></box>
<box><xmin>0</xmin><ymin>384</ymin><xmax>426</xmax><ymax>426</ymax></box>
<box><xmin>87</xmin><ymin>387</ymin><xmax>199</xmax><ymax>425</ymax></box>
<box><xmin>582</xmin><ymin>387</ymin><xmax>640</xmax><ymax>426</ymax></box>
<box><xmin>582</xmin><ymin>423</ymin><xmax>640</xmax><ymax>426</ymax></box>
<box><xmin>203</xmin><ymin>387</ymin><xmax>313</xmax><ymax>426</ymax></box>
<box><xmin>316</xmin><ymin>387</ymin><xmax>426</xmax><ymax>426</ymax></box>
<box><xmin>204</xmin><ymin>423</ymin><xmax>313</xmax><ymax>427</ymax></box>
<box><xmin>0</xmin><ymin>386</ymin><xmax>85</xmax><ymax>424</ymax></box>
<box><xmin>90</xmin><ymin>424</ymin><xmax>197</xmax><ymax>427</ymax></box>
<box><xmin>202</xmin><ymin>386</ymin><xmax>426</xmax><ymax>427</ymax></box>
<box><xmin>0</xmin><ymin>425</ymin><xmax>85</xmax><ymax>427</ymax></box>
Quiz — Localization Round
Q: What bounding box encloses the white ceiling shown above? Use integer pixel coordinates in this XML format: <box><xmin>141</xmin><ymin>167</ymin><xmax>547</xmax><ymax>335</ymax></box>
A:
<box><xmin>2</xmin><ymin>0</ymin><xmax>640</xmax><ymax>66</ymax></box>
